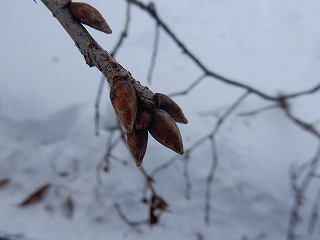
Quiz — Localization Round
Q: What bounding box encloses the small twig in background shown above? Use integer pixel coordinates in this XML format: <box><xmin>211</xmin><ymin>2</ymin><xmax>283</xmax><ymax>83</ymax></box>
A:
<box><xmin>285</xmin><ymin>83</ymin><xmax>320</xmax><ymax>99</ymax></box>
<box><xmin>196</xmin><ymin>232</ymin><xmax>204</xmax><ymax>240</ymax></box>
<box><xmin>114</xmin><ymin>203</ymin><xmax>148</xmax><ymax>233</ymax></box>
<box><xmin>182</xmin><ymin>154</ymin><xmax>191</xmax><ymax>199</ymax></box>
<box><xmin>287</xmin><ymin>146</ymin><xmax>320</xmax><ymax>240</ymax></box>
<box><xmin>96</xmin><ymin>131</ymin><xmax>120</xmax><ymax>183</ymax></box>
<box><xmin>94</xmin><ymin>75</ymin><xmax>106</xmax><ymax>136</ymax></box>
<box><xmin>147</xmin><ymin>19</ymin><xmax>160</xmax><ymax>84</ymax></box>
<box><xmin>279</xmin><ymin>97</ymin><xmax>320</xmax><ymax>139</ymax></box>
<box><xmin>168</xmin><ymin>74</ymin><xmax>207</xmax><ymax>97</ymax></box>
<box><xmin>110</xmin><ymin>1</ymin><xmax>131</xmax><ymax>57</ymax></box>
<box><xmin>0</xmin><ymin>232</ymin><xmax>44</xmax><ymax>240</ymax></box>
<box><xmin>238</xmin><ymin>104</ymin><xmax>278</xmax><ymax>117</ymax></box>
<box><xmin>139</xmin><ymin>166</ymin><xmax>157</xmax><ymax>196</ymax></box>
<box><xmin>204</xmin><ymin>136</ymin><xmax>218</xmax><ymax>225</ymax></box>
<box><xmin>129</xmin><ymin>0</ymin><xmax>320</xmax><ymax>102</ymax></box>
<box><xmin>311</xmin><ymin>173</ymin><xmax>320</xmax><ymax>179</ymax></box>
<box><xmin>150</xmin><ymin>154</ymin><xmax>181</xmax><ymax>176</ymax></box>
<box><xmin>308</xmin><ymin>187</ymin><xmax>320</xmax><ymax>234</ymax></box>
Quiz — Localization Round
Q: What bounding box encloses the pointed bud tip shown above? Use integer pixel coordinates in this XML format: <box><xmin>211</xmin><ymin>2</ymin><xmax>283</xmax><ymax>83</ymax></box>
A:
<box><xmin>69</xmin><ymin>2</ymin><xmax>112</xmax><ymax>35</ymax></box>
<box><xmin>154</xmin><ymin>93</ymin><xmax>188</xmax><ymax>124</ymax></box>
<box><xmin>148</xmin><ymin>109</ymin><xmax>184</xmax><ymax>155</ymax></box>
<box><xmin>177</xmin><ymin>149</ymin><xmax>184</xmax><ymax>155</ymax></box>
<box><xmin>135</xmin><ymin>161</ymin><xmax>143</xmax><ymax>168</ymax></box>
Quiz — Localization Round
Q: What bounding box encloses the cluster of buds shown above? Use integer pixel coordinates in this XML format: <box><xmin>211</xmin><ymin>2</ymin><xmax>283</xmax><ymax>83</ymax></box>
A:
<box><xmin>68</xmin><ymin>2</ymin><xmax>188</xmax><ymax>167</ymax></box>
<box><xmin>110</xmin><ymin>76</ymin><xmax>188</xmax><ymax>168</ymax></box>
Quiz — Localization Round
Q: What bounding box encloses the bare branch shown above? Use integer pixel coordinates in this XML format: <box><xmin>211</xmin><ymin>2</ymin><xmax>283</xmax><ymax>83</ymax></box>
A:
<box><xmin>0</xmin><ymin>232</ymin><xmax>43</xmax><ymax>240</ymax></box>
<box><xmin>288</xmin><ymin>145</ymin><xmax>320</xmax><ymax>240</ymax></box>
<box><xmin>127</xmin><ymin>0</ymin><xmax>274</xmax><ymax>100</ymax></box>
<box><xmin>114</xmin><ymin>203</ymin><xmax>148</xmax><ymax>233</ymax></box>
<box><xmin>110</xmin><ymin>1</ymin><xmax>132</xmax><ymax>57</ymax></box>
<box><xmin>139</xmin><ymin>166</ymin><xmax>157</xmax><ymax>196</ymax></box>
<box><xmin>128</xmin><ymin>0</ymin><xmax>320</xmax><ymax>103</ymax></box>
<box><xmin>238</xmin><ymin>104</ymin><xmax>278</xmax><ymax>117</ymax></box>
<box><xmin>279</xmin><ymin>98</ymin><xmax>320</xmax><ymax>139</ymax></box>
<box><xmin>183</xmin><ymin>154</ymin><xmax>191</xmax><ymax>199</ymax></box>
<box><xmin>150</xmin><ymin>154</ymin><xmax>181</xmax><ymax>176</ymax></box>
<box><xmin>308</xmin><ymin>187</ymin><xmax>320</xmax><ymax>234</ymax></box>
<box><xmin>94</xmin><ymin>75</ymin><xmax>106</xmax><ymax>136</ymax></box>
<box><xmin>212</xmin><ymin>91</ymin><xmax>250</xmax><ymax>135</ymax></box>
<box><xmin>96</xmin><ymin>131</ymin><xmax>121</xmax><ymax>184</ymax></box>
<box><xmin>204</xmin><ymin>136</ymin><xmax>218</xmax><ymax>225</ymax></box>
<box><xmin>147</xmin><ymin>19</ymin><xmax>160</xmax><ymax>84</ymax></box>
<box><xmin>285</xmin><ymin>83</ymin><xmax>320</xmax><ymax>99</ymax></box>
<box><xmin>41</xmin><ymin>0</ymin><xmax>156</xmax><ymax>110</ymax></box>
<box><xmin>168</xmin><ymin>75</ymin><xmax>207</xmax><ymax>97</ymax></box>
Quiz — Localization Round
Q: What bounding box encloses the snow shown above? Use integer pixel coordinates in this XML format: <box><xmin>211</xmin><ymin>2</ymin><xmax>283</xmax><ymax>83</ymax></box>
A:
<box><xmin>1</xmin><ymin>0</ymin><xmax>320</xmax><ymax>239</ymax></box>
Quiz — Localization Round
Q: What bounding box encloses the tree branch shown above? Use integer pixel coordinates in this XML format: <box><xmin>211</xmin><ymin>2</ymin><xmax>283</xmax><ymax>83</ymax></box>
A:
<box><xmin>128</xmin><ymin>0</ymin><xmax>320</xmax><ymax>102</ymax></box>
<box><xmin>41</xmin><ymin>0</ymin><xmax>155</xmax><ymax>109</ymax></box>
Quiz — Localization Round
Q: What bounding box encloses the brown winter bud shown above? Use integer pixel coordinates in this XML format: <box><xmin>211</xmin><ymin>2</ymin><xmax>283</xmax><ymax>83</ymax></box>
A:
<box><xmin>135</xmin><ymin>111</ymin><xmax>152</xmax><ymax>130</ymax></box>
<box><xmin>69</xmin><ymin>2</ymin><xmax>112</xmax><ymax>34</ymax></box>
<box><xmin>154</xmin><ymin>93</ymin><xmax>188</xmax><ymax>124</ymax></box>
<box><xmin>127</xmin><ymin>128</ymin><xmax>148</xmax><ymax>168</ymax></box>
<box><xmin>147</xmin><ymin>109</ymin><xmax>184</xmax><ymax>155</ymax></box>
<box><xmin>110</xmin><ymin>80</ymin><xmax>137</xmax><ymax>132</ymax></box>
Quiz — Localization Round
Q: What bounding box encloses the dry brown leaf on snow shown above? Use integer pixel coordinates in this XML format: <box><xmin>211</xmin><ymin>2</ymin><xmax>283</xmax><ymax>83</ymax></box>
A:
<box><xmin>19</xmin><ymin>183</ymin><xmax>51</xmax><ymax>207</ymax></box>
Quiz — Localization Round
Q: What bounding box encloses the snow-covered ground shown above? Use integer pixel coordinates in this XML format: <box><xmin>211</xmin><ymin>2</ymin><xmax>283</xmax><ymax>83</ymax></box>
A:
<box><xmin>1</xmin><ymin>0</ymin><xmax>320</xmax><ymax>239</ymax></box>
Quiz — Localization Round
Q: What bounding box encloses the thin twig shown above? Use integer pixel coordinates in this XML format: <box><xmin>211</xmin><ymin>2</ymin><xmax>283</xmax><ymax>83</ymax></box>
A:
<box><xmin>139</xmin><ymin>166</ymin><xmax>157</xmax><ymax>196</ymax></box>
<box><xmin>183</xmin><ymin>154</ymin><xmax>191</xmax><ymax>199</ymax></box>
<box><xmin>96</xmin><ymin>131</ymin><xmax>121</xmax><ymax>184</ymax></box>
<box><xmin>205</xmin><ymin>91</ymin><xmax>250</xmax><ymax>225</ymax></box>
<box><xmin>288</xmin><ymin>145</ymin><xmax>320</xmax><ymax>240</ymax></box>
<box><xmin>308</xmin><ymin>187</ymin><xmax>320</xmax><ymax>234</ymax></box>
<box><xmin>110</xmin><ymin>1</ymin><xmax>131</xmax><ymax>57</ymax></box>
<box><xmin>204</xmin><ymin>136</ymin><xmax>218</xmax><ymax>225</ymax></box>
<box><xmin>150</xmin><ymin>154</ymin><xmax>181</xmax><ymax>176</ymax></box>
<box><xmin>168</xmin><ymin>74</ymin><xmax>207</xmax><ymax>97</ymax></box>
<box><xmin>0</xmin><ymin>232</ymin><xmax>43</xmax><ymax>240</ymax></box>
<box><xmin>147</xmin><ymin>20</ymin><xmax>160</xmax><ymax>84</ymax></box>
<box><xmin>114</xmin><ymin>203</ymin><xmax>148</xmax><ymax>233</ymax></box>
<box><xmin>280</xmin><ymin>98</ymin><xmax>320</xmax><ymax>139</ymax></box>
<box><xmin>238</xmin><ymin>104</ymin><xmax>278</xmax><ymax>117</ymax></box>
<box><xmin>311</xmin><ymin>173</ymin><xmax>320</xmax><ymax>179</ymax></box>
<box><xmin>212</xmin><ymin>91</ymin><xmax>250</xmax><ymax>135</ymax></box>
<box><xmin>285</xmin><ymin>83</ymin><xmax>320</xmax><ymax>99</ymax></box>
<box><xmin>94</xmin><ymin>75</ymin><xmax>106</xmax><ymax>136</ymax></box>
